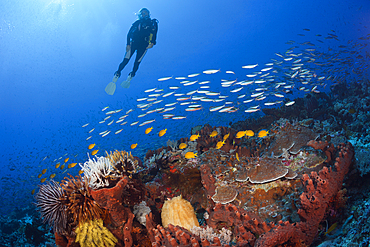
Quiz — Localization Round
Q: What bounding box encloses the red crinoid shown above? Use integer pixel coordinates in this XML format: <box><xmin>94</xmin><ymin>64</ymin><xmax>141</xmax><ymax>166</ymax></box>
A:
<box><xmin>61</xmin><ymin>174</ymin><xmax>109</xmax><ymax>228</ymax></box>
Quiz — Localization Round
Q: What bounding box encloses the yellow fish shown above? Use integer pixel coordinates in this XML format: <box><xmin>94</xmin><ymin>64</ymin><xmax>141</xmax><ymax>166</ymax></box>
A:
<box><xmin>60</xmin><ymin>164</ymin><xmax>65</xmax><ymax>170</ymax></box>
<box><xmin>49</xmin><ymin>173</ymin><xmax>56</xmax><ymax>179</ymax></box>
<box><xmin>31</xmin><ymin>189</ymin><xmax>35</xmax><ymax>195</ymax></box>
<box><xmin>209</xmin><ymin>130</ymin><xmax>218</xmax><ymax>137</ymax></box>
<box><xmin>41</xmin><ymin>178</ymin><xmax>47</xmax><ymax>183</ymax></box>
<box><xmin>37</xmin><ymin>174</ymin><xmax>42</xmax><ymax>178</ymax></box>
<box><xmin>131</xmin><ymin>143</ymin><xmax>138</xmax><ymax>149</ymax></box>
<box><xmin>145</xmin><ymin>127</ymin><xmax>153</xmax><ymax>134</ymax></box>
<box><xmin>41</xmin><ymin>169</ymin><xmax>47</xmax><ymax>174</ymax></box>
<box><xmin>324</xmin><ymin>222</ymin><xmax>338</xmax><ymax>236</ymax></box>
<box><xmin>55</xmin><ymin>163</ymin><xmax>60</xmax><ymax>169</ymax></box>
<box><xmin>158</xmin><ymin>129</ymin><xmax>167</xmax><ymax>137</ymax></box>
<box><xmin>236</xmin><ymin>153</ymin><xmax>240</xmax><ymax>162</ymax></box>
<box><xmin>185</xmin><ymin>152</ymin><xmax>197</xmax><ymax>159</ymax></box>
<box><xmin>189</xmin><ymin>133</ymin><xmax>200</xmax><ymax>141</ymax></box>
<box><xmin>179</xmin><ymin>143</ymin><xmax>187</xmax><ymax>149</ymax></box>
<box><xmin>245</xmin><ymin>130</ymin><xmax>255</xmax><ymax>137</ymax></box>
<box><xmin>236</xmin><ymin>131</ymin><xmax>246</xmax><ymax>139</ymax></box>
<box><xmin>257</xmin><ymin>130</ymin><xmax>269</xmax><ymax>138</ymax></box>
<box><xmin>216</xmin><ymin>140</ymin><xmax>225</xmax><ymax>149</ymax></box>
<box><xmin>91</xmin><ymin>150</ymin><xmax>98</xmax><ymax>155</ymax></box>
<box><xmin>223</xmin><ymin>133</ymin><xmax>230</xmax><ymax>141</ymax></box>
<box><xmin>78</xmin><ymin>170</ymin><xmax>84</xmax><ymax>175</ymax></box>
<box><xmin>88</xmin><ymin>143</ymin><xmax>95</xmax><ymax>150</ymax></box>
<box><xmin>64</xmin><ymin>157</ymin><xmax>69</xmax><ymax>163</ymax></box>
<box><xmin>68</xmin><ymin>163</ymin><xmax>77</xmax><ymax>169</ymax></box>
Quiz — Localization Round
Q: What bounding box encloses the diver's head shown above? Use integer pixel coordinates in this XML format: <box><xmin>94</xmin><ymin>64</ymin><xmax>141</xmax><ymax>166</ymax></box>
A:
<box><xmin>137</xmin><ymin>8</ymin><xmax>150</xmax><ymax>20</ymax></box>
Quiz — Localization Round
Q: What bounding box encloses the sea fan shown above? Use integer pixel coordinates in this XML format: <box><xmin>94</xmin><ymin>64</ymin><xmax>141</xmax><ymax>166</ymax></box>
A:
<box><xmin>34</xmin><ymin>180</ymin><xmax>67</xmax><ymax>234</ymax></box>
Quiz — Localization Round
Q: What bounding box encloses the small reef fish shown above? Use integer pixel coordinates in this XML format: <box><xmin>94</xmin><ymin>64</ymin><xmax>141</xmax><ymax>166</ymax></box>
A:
<box><xmin>257</xmin><ymin>130</ymin><xmax>269</xmax><ymax>138</ymax></box>
<box><xmin>172</xmin><ymin>116</ymin><xmax>186</xmax><ymax>120</ymax></box>
<box><xmin>101</xmin><ymin>106</ymin><xmax>109</xmax><ymax>111</ymax></box>
<box><xmin>185</xmin><ymin>152</ymin><xmax>197</xmax><ymax>159</ymax></box>
<box><xmin>145</xmin><ymin>127</ymin><xmax>153</xmax><ymax>134</ymax></box>
<box><xmin>55</xmin><ymin>163</ymin><xmax>60</xmax><ymax>169</ymax></box>
<box><xmin>242</xmin><ymin>64</ymin><xmax>258</xmax><ymax>69</ymax></box>
<box><xmin>41</xmin><ymin>178</ymin><xmax>47</xmax><ymax>183</ymax></box>
<box><xmin>86</xmin><ymin>136</ymin><xmax>92</xmax><ymax>141</ymax></box>
<box><xmin>285</xmin><ymin>101</ymin><xmax>295</xmax><ymax>106</ymax></box>
<box><xmin>82</xmin><ymin>123</ymin><xmax>89</xmax><ymax>128</ymax></box>
<box><xmin>324</xmin><ymin>222</ymin><xmax>338</xmax><ymax>236</ymax></box>
<box><xmin>216</xmin><ymin>140</ymin><xmax>225</xmax><ymax>149</ymax></box>
<box><xmin>68</xmin><ymin>163</ymin><xmax>77</xmax><ymax>169</ymax></box>
<box><xmin>188</xmin><ymin>73</ymin><xmax>200</xmax><ymax>77</ymax></box>
<box><xmin>236</xmin><ymin>131</ymin><xmax>246</xmax><ymax>139</ymax></box>
<box><xmin>158</xmin><ymin>129</ymin><xmax>167</xmax><ymax>137</ymax></box>
<box><xmin>223</xmin><ymin>133</ymin><xmax>230</xmax><ymax>140</ymax></box>
<box><xmin>203</xmin><ymin>69</ymin><xmax>220</xmax><ymax>74</ymax></box>
<box><xmin>38</xmin><ymin>174</ymin><xmax>42</xmax><ymax>178</ymax></box>
<box><xmin>144</xmin><ymin>88</ymin><xmax>156</xmax><ymax>93</ymax></box>
<box><xmin>236</xmin><ymin>153</ymin><xmax>240</xmax><ymax>162</ymax></box>
<box><xmin>64</xmin><ymin>158</ymin><xmax>69</xmax><ymax>163</ymax></box>
<box><xmin>210</xmin><ymin>130</ymin><xmax>218</xmax><ymax>137</ymax></box>
<box><xmin>139</xmin><ymin>119</ymin><xmax>156</xmax><ymax>126</ymax></box>
<box><xmin>50</xmin><ymin>174</ymin><xmax>56</xmax><ymax>179</ymax></box>
<box><xmin>91</xmin><ymin>150</ymin><xmax>98</xmax><ymax>155</ymax></box>
<box><xmin>60</xmin><ymin>164</ymin><xmax>65</xmax><ymax>170</ymax></box>
<box><xmin>190</xmin><ymin>133</ymin><xmax>200</xmax><ymax>141</ymax></box>
<box><xmin>79</xmin><ymin>170</ymin><xmax>84</xmax><ymax>175</ymax></box>
<box><xmin>31</xmin><ymin>189</ymin><xmax>35</xmax><ymax>195</ymax></box>
<box><xmin>179</xmin><ymin>143</ymin><xmax>187</xmax><ymax>149</ymax></box>
<box><xmin>88</xmin><ymin>143</ymin><xmax>95</xmax><ymax>150</ymax></box>
<box><xmin>41</xmin><ymin>169</ymin><xmax>47</xmax><ymax>174</ymax></box>
<box><xmin>158</xmin><ymin>76</ymin><xmax>172</xmax><ymax>81</ymax></box>
<box><xmin>131</xmin><ymin>143</ymin><xmax>138</xmax><ymax>149</ymax></box>
<box><xmin>245</xmin><ymin>130</ymin><xmax>254</xmax><ymax>137</ymax></box>
<box><xmin>115</xmin><ymin>129</ymin><xmax>123</xmax><ymax>134</ymax></box>
<box><xmin>102</xmin><ymin>131</ymin><xmax>111</xmax><ymax>137</ymax></box>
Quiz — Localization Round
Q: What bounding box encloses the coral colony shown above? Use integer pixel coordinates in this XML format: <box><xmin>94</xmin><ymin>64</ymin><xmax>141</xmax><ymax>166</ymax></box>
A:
<box><xmin>34</xmin><ymin>120</ymin><xmax>354</xmax><ymax>246</ymax></box>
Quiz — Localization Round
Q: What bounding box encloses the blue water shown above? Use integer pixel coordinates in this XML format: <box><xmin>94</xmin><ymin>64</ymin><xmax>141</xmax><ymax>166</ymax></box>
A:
<box><xmin>1</xmin><ymin>0</ymin><xmax>369</xmax><ymax>216</ymax></box>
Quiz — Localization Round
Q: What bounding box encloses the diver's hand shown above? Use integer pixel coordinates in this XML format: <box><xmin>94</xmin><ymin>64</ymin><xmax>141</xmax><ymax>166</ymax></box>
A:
<box><xmin>126</xmin><ymin>45</ymin><xmax>131</xmax><ymax>52</ymax></box>
<box><xmin>147</xmin><ymin>43</ymin><xmax>154</xmax><ymax>49</ymax></box>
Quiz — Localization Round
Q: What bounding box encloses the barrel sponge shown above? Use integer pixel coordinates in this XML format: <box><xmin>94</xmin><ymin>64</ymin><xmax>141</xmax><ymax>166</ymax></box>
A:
<box><xmin>161</xmin><ymin>195</ymin><xmax>199</xmax><ymax>231</ymax></box>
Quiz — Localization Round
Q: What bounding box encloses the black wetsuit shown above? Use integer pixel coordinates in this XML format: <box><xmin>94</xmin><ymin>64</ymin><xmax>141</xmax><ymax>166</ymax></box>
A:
<box><xmin>116</xmin><ymin>18</ymin><xmax>158</xmax><ymax>78</ymax></box>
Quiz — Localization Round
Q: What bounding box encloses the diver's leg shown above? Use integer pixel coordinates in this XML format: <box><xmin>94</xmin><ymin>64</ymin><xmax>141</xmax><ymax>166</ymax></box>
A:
<box><xmin>115</xmin><ymin>46</ymin><xmax>134</xmax><ymax>77</ymax></box>
<box><xmin>129</xmin><ymin>46</ymin><xmax>147</xmax><ymax>77</ymax></box>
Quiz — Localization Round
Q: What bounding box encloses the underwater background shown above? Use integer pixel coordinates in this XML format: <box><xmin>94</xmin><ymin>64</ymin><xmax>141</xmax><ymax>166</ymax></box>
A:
<box><xmin>1</xmin><ymin>0</ymin><xmax>370</xmax><ymax>246</ymax></box>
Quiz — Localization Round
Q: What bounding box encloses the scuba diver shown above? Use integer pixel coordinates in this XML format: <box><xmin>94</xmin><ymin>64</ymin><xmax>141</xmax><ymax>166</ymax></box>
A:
<box><xmin>114</xmin><ymin>8</ymin><xmax>158</xmax><ymax>88</ymax></box>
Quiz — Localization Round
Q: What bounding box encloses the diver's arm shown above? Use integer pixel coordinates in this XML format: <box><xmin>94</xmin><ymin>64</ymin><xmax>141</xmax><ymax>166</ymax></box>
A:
<box><xmin>127</xmin><ymin>21</ymin><xmax>139</xmax><ymax>45</ymax></box>
<box><xmin>151</xmin><ymin>19</ymin><xmax>158</xmax><ymax>45</ymax></box>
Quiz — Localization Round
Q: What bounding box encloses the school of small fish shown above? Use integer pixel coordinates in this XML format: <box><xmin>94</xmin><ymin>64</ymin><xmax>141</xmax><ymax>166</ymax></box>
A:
<box><xmin>30</xmin><ymin>30</ymin><xmax>370</xmax><ymax>195</ymax></box>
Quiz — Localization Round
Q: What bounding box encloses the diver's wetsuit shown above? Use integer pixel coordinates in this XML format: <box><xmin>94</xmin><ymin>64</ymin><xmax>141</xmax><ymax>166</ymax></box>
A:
<box><xmin>116</xmin><ymin>18</ymin><xmax>158</xmax><ymax>78</ymax></box>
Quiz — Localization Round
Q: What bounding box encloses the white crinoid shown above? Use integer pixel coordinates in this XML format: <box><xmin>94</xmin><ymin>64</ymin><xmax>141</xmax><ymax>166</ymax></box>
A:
<box><xmin>79</xmin><ymin>155</ymin><xmax>116</xmax><ymax>190</ymax></box>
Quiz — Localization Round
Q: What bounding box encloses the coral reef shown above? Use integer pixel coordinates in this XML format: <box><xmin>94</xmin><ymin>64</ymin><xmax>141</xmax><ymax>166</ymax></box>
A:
<box><xmin>34</xmin><ymin>108</ymin><xmax>362</xmax><ymax>247</ymax></box>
